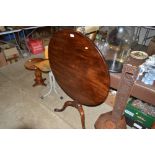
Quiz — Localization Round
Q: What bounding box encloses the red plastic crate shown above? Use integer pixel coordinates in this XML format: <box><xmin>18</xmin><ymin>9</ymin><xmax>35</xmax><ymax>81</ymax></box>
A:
<box><xmin>27</xmin><ymin>38</ymin><xmax>45</xmax><ymax>55</ymax></box>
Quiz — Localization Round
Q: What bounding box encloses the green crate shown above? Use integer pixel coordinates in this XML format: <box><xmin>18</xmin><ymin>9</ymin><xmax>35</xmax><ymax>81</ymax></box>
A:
<box><xmin>124</xmin><ymin>100</ymin><xmax>155</xmax><ymax>128</ymax></box>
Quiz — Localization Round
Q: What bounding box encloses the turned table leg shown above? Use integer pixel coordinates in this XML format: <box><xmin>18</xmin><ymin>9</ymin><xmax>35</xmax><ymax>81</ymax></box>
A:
<box><xmin>33</xmin><ymin>68</ymin><xmax>46</xmax><ymax>87</ymax></box>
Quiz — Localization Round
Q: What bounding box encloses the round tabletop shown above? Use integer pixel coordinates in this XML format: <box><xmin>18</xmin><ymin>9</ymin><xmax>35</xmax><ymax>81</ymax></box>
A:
<box><xmin>24</xmin><ymin>58</ymin><xmax>44</xmax><ymax>70</ymax></box>
<box><xmin>48</xmin><ymin>29</ymin><xmax>110</xmax><ymax>106</ymax></box>
<box><xmin>34</xmin><ymin>59</ymin><xmax>51</xmax><ymax>73</ymax></box>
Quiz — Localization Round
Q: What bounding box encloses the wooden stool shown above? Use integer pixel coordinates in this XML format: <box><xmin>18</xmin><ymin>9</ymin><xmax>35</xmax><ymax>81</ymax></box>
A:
<box><xmin>24</xmin><ymin>58</ymin><xmax>46</xmax><ymax>87</ymax></box>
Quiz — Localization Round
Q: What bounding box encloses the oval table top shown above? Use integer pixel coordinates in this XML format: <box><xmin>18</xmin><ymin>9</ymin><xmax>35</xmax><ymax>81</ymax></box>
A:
<box><xmin>48</xmin><ymin>29</ymin><xmax>110</xmax><ymax>106</ymax></box>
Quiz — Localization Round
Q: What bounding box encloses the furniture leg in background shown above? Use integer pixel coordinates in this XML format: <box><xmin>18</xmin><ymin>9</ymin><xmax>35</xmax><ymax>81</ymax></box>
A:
<box><xmin>33</xmin><ymin>67</ymin><xmax>46</xmax><ymax>87</ymax></box>
<box><xmin>40</xmin><ymin>71</ymin><xmax>63</xmax><ymax>99</ymax></box>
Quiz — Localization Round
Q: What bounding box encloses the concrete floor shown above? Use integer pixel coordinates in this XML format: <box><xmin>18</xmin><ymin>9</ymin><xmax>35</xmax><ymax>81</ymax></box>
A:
<box><xmin>0</xmin><ymin>54</ymin><xmax>113</xmax><ymax>129</ymax></box>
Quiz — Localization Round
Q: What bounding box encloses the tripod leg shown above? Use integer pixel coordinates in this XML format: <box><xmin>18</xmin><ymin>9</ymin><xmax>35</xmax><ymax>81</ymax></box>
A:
<box><xmin>76</xmin><ymin>104</ymin><xmax>85</xmax><ymax>129</ymax></box>
<box><xmin>54</xmin><ymin>100</ymin><xmax>86</xmax><ymax>129</ymax></box>
<box><xmin>54</xmin><ymin>101</ymin><xmax>73</xmax><ymax>112</ymax></box>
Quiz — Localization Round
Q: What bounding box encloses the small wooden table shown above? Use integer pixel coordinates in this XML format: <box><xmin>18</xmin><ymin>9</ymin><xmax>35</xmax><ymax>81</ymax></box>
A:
<box><xmin>24</xmin><ymin>58</ymin><xmax>46</xmax><ymax>87</ymax></box>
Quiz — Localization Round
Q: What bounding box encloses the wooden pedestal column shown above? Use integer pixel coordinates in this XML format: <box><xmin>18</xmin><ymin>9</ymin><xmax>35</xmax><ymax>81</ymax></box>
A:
<box><xmin>95</xmin><ymin>63</ymin><xmax>139</xmax><ymax>129</ymax></box>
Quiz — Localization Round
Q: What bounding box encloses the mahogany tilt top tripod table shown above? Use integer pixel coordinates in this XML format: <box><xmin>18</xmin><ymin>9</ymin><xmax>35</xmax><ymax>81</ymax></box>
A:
<box><xmin>48</xmin><ymin>29</ymin><xmax>110</xmax><ymax>128</ymax></box>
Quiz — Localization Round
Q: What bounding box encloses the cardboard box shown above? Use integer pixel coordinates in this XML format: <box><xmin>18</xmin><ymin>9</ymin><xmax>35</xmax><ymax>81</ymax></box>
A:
<box><xmin>0</xmin><ymin>51</ymin><xmax>7</xmax><ymax>67</ymax></box>
<box><xmin>3</xmin><ymin>47</ymin><xmax>19</xmax><ymax>59</ymax></box>
<box><xmin>3</xmin><ymin>47</ymin><xmax>19</xmax><ymax>64</ymax></box>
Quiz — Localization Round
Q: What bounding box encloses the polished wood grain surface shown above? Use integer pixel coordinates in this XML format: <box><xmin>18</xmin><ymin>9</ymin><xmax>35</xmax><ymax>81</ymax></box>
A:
<box><xmin>24</xmin><ymin>58</ymin><xmax>44</xmax><ymax>70</ymax></box>
<box><xmin>48</xmin><ymin>29</ymin><xmax>110</xmax><ymax>106</ymax></box>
